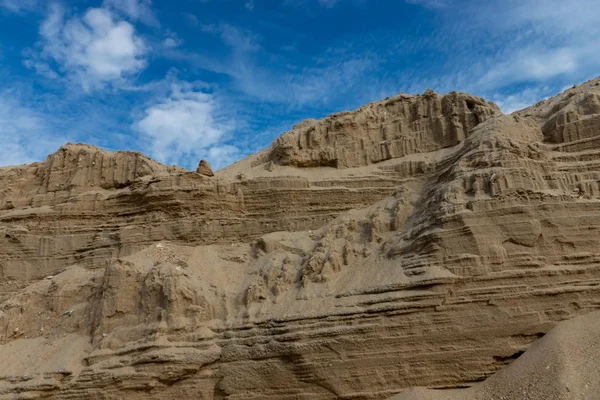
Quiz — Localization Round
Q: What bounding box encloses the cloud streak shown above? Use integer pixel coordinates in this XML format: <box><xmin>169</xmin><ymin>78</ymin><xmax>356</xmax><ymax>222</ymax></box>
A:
<box><xmin>0</xmin><ymin>0</ymin><xmax>38</xmax><ymax>13</ymax></box>
<box><xmin>390</xmin><ymin>0</ymin><xmax>600</xmax><ymax>111</ymax></box>
<box><xmin>185</xmin><ymin>24</ymin><xmax>379</xmax><ymax>108</ymax></box>
<box><xmin>102</xmin><ymin>0</ymin><xmax>158</xmax><ymax>26</ymax></box>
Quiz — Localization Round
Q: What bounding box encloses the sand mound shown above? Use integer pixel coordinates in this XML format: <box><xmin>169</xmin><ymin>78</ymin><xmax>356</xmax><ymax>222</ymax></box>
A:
<box><xmin>390</xmin><ymin>310</ymin><xmax>600</xmax><ymax>400</ymax></box>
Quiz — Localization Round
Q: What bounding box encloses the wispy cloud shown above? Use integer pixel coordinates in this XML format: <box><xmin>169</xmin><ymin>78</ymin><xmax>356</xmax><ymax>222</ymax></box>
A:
<box><xmin>185</xmin><ymin>24</ymin><xmax>379</xmax><ymax>108</ymax></box>
<box><xmin>404</xmin><ymin>0</ymin><xmax>447</xmax><ymax>8</ymax></box>
<box><xmin>102</xmin><ymin>0</ymin><xmax>158</xmax><ymax>26</ymax></box>
<box><xmin>478</xmin><ymin>0</ymin><xmax>600</xmax><ymax>36</ymax></box>
<box><xmin>182</xmin><ymin>12</ymin><xmax>199</xmax><ymax>26</ymax></box>
<box><xmin>134</xmin><ymin>82</ymin><xmax>237</xmax><ymax>170</ymax></box>
<box><xmin>283</xmin><ymin>0</ymin><xmax>344</xmax><ymax>8</ymax></box>
<box><xmin>396</xmin><ymin>0</ymin><xmax>600</xmax><ymax>111</ymax></box>
<box><xmin>201</xmin><ymin>23</ymin><xmax>261</xmax><ymax>53</ymax></box>
<box><xmin>0</xmin><ymin>0</ymin><xmax>39</xmax><ymax>13</ymax></box>
<box><xmin>0</xmin><ymin>91</ymin><xmax>67</xmax><ymax>166</ymax></box>
<box><xmin>26</xmin><ymin>3</ymin><xmax>146</xmax><ymax>91</ymax></box>
<box><xmin>318</xmin><ymin>0</ymin><xmax>340</xmax><ymax>7</ymax></box>
<box><xmin>476</xmin><ymin>46</ymin><xmax>584</xmax><ymax>91</ymax></box>
<box><xmin>235</xmin><ymin>54</ymin><xmax>378</xmax><ymax>106</ymax></box>
<box><xmin>491</xmin><ymin>86</ymin><xmax>554</xmax><ymax>114</ymax></box>
<box><xmin>464</xmin><ymin>1</ymin><xmax>600</xmax><ymax>91</ymax></box>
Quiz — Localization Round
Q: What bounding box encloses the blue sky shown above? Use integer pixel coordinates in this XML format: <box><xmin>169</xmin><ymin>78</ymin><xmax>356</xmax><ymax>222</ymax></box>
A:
<box><xmin>0</xmin><ymin>0</ymin><xmax>598</xmax><ymax>170</ymax></box>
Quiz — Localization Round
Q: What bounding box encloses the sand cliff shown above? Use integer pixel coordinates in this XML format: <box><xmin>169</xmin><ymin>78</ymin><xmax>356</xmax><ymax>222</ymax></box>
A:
<box><xmin>1</xmin><ymin>80</ymin><xmax>600</xmax><ymax>399</ymax></box>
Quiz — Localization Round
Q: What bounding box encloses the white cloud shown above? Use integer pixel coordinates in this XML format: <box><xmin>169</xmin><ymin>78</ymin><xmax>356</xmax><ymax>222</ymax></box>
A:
<box><xmin>0</xmin><ymin>92</ymin><xmax>67</xmax><ymax>167</ymax></box>
<box><xmin>102</xmin><ymin>0</ymin><xmax>158</xmax><ymax>26</ymax></box>
<box><xmin>31</xmin><ymin>4</ymin><xmax>146</xmax><ymax>90</ymax></box>
<box><xmin>135</xmin><ymin>83</ymin><xmax>237</xmax><ymax>170</ymax></box>
<box><xmin>22</xmin><ymin>58</ymin><xmax>59</xmax><ymax>79</ymax></box>
<box><xmin>163</xmin><ymin>38</ymin><xmax>178</xmax><ymax>48</ymax></box>
<box><xmin>162</xmin><ymin>31</ymin><xmax>182</xmax><ymax>48</ymax></box>
<box><xmin>206</xmin><ymin>145</ymin><xmax>242</xmax><ymax>169</ymax></box>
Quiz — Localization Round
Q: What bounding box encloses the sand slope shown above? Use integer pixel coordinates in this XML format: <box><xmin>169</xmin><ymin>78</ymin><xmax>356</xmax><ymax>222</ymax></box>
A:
<box><xmin>391</xmin><ymin>310</ymin><xmax>600</xmax><ymax>400</ymax></box>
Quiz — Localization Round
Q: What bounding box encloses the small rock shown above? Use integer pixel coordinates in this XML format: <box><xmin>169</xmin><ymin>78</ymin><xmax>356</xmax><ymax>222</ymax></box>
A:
<box><xmin>196</xmin><ymin>160</ymin><xmax>214</xmax><ymax>177</ymax></box>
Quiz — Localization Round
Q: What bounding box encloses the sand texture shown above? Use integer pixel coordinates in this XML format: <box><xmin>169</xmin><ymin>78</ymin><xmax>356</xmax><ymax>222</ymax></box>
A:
<box><xmin>1</xmin><ymin>81</ymin><xmax>600</xmax><ymax>398</ymax></box>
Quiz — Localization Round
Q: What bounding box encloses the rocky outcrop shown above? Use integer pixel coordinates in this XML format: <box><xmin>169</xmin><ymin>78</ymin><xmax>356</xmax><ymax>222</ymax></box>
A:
<box><xmin>1</xmin><ymin>81</ymin><xmax>600</xmax><ymax>399</ymax></box>
<box><xmin>0</xmin><ymin>143</ymin><xmax>182</xmax><ymax>200</ymax></box>
<box><xmin>196</xmin><ymin>160</ymin><xmax>214</xmax><ymax>176</ymax></box>
<box><xmin>0</xmin><ymin>144</ymin><xmax>404</xmax><ymax>283</ymax></box>
<box><xmin>265</xmin><ymin>90</ymin><xmax>500</xmax><ymax>168</ymax></box>
<box><xmin>516</xmin><ymin>80</ymin><xmax>600</xmax><ymax>147</ymax></box>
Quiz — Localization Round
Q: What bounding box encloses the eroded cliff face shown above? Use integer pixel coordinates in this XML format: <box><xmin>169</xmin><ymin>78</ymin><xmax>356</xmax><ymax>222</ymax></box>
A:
<box><xmin>265</xmin><ymin>91</ymin><xmax>500</xmax><ymax>168</ymax></box>
<box><xmin>0</xmin><ymin>145</ymin><xmax>402</xmax><ymax>286</ymax></box>
<box><xmin>1</xmin><ymin>81</ymin><xmax>600</xmax><ymax>399</ymax></box>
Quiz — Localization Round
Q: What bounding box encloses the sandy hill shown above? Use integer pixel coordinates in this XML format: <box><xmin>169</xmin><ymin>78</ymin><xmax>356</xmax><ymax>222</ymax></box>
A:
<box><xmin>0</xmin><ymin>79</ymin><xmax>600</xmax><ymax>399</ymax></box>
